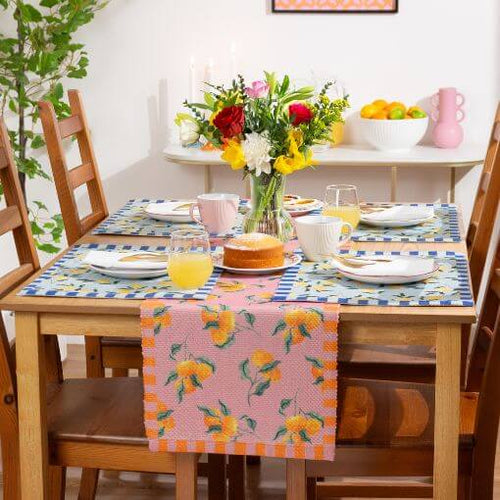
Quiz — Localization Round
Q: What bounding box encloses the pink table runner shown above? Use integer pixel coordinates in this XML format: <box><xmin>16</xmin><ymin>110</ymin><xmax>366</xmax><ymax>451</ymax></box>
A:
<box><xmin>141</xmin><ymin>275</ymin><xmax>339</xmax><ymax>460</ymax></box>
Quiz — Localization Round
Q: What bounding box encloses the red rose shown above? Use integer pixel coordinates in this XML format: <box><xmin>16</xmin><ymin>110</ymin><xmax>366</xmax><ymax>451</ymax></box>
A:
<box><xmin>213</xmin><ymin>105</ymin><xmax>245</xmax><ymax>138</ymax></box>
<box><xmin>289</xmin><ymin>103</ymin><xmax>313</xmax><ymax>126</ymax></box>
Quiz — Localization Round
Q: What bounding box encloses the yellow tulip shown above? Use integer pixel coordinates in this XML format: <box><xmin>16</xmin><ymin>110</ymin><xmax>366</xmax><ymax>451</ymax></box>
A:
<box><xmin>221</xmin><ymin>139</ymin><xmax>246</xmax><ymax>170</ymax></box>
<box><xmin>274</xmin><ymin>155</ymin><xmax>295</xmax><ymax>175</ymax></box>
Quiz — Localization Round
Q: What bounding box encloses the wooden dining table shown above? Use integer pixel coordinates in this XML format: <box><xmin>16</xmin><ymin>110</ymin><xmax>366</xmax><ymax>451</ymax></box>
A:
<box><xmin>0</xmin><ymin>227</ymin><xmax>476</xmax><ymax>499</ymax></box>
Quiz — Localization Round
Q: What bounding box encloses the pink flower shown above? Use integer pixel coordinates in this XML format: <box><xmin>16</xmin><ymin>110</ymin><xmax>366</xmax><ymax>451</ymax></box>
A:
<box><xmin>289</xmin><ymin>103</ymin><xmax>314</xmax><ymax>126</ymax></box>
<box><xmin>245</xmin><ymin>81</ymin><xmax>270</xmax><ymax>99</ymax></box>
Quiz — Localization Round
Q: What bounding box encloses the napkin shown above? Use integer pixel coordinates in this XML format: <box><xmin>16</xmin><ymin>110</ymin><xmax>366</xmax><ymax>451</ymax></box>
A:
<box><xmin>362</xmin><ymin>205</ymin><xmax>434</xmax><ymax>223</ymax></box>
<box><xmin>83</xmin><ymin>250</ymin><xmax>167</xmax><ymax>270</ymax></box>
<box><xmin>145</xmin><ymin>201</ymin><xmax>196</xmax><ymax>216</ymax></box>
<box><xmin>334</xmin><ymin>257</ymin><xmax>436</xmax><ymax>277</ymax></box>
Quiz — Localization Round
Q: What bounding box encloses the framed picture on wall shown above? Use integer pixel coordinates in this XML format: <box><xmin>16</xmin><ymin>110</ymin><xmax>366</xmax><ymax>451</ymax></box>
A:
<box><xmin>272</xmin><ymin>0</ymin><xmax>398</xmax><ymax>13</ymax></box>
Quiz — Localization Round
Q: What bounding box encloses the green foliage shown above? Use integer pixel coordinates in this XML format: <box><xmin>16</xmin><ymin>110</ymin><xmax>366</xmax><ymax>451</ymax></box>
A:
<box><xmin>0</xmin><ymin>0</ymin><xmax>109</xmax><ymax>253</ymax></box>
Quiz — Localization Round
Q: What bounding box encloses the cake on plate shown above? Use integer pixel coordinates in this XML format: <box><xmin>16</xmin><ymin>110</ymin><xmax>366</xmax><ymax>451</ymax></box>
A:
<box><xmin>223</xmin><ymin>233</ymin><xmax>284</xmax><ymax>269</ymax></box>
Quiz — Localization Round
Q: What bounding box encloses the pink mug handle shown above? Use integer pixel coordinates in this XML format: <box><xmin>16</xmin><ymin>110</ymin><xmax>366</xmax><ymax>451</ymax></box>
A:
<box><xmin>431</xmin><ymin>110</ymin><xmax>440</xmax><ymax>122</ymax></box>
<box><xmin>456</xmin><ymin>109</ymin><xmax>465</xmax><ymax>123</ymax></box>
<box><xmin>457</xmin><ymin>93</ymin><xmax>465</xmax><ymax>107</ymax></box>
<box><xmin>189</xmin><ymin>203</ymin><xmax>202</xmax><ymax>224</ymax></box>
<box><xmin>431</xmin><ymin>93</ymin><xmax>440</xmax><ymax>108</ymax></box>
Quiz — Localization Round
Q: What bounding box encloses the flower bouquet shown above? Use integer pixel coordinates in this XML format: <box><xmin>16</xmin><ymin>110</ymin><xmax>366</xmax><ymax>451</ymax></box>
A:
<box><xmin>176</xmin><ymin>72</ymin><xmax>349</xmax><ymax>241</ymax></box>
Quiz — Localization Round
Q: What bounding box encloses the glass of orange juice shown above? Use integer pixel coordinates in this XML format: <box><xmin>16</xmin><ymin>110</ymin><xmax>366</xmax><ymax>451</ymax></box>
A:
<box><xmin>168</xmin><ymin>229</ymin><xmax>214</xmax><ymax>289</ymax></box>
<box><xmin>322</xmin><ymin>184</ymin><xmax>361</xmax><ymax>229</ymax></box>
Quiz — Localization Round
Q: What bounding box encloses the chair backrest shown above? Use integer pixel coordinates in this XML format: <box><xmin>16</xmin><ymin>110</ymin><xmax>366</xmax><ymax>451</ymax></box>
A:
<box><xmin>39</xmin><ymin>89</ymin><xmax>108</xmax><ymax>245</ymax></box>
<box><xmin>0</xmin><ymin>119</ymin><xmax>40</xmax><ymax>297</ymax></box>
<box><xmin>467</xmin><ymin>103</ymin><xmax>500</xmax><ymax>297</ymax></box>
<box><xmin>466</xmin><ymin>235</ymin><xmax>500</xmax><ymax>497</ymax></box>
<box><xmin>0</xmin><ymin>116</ymin><xmax>40</xmax><ymax>449</ymax></box>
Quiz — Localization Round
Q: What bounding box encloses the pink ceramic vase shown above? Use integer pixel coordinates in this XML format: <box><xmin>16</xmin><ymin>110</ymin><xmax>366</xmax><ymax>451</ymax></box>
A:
<box><xmin>431</xmin><ymin>87</ymin><xmax>465</xmax><ymax>149</ymax></box>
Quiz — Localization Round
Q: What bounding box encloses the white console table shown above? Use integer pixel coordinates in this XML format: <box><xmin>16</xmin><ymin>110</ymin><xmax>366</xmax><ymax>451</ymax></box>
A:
<box><xmin>163</xmin><ymin>143</ymin><xmax>485</xmax><ymax>202</ymax></box>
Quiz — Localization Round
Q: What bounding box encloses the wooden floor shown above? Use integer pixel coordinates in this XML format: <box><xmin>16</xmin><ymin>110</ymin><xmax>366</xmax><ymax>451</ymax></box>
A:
<box><xmin>8</xmin><ymin>345</ymin><xmax>500</xmax><ymax>499</ymax></box>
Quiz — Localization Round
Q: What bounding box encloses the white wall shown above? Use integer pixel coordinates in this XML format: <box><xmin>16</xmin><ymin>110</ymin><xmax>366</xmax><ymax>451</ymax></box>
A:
<box><xmin>1</xmin><ymin>0</ymin><xmax>499</xmax><ymax>342</ymax></box>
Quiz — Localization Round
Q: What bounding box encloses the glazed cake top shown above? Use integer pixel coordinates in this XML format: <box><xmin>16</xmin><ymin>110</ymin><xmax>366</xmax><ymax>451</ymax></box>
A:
<box><xmin>225</xmin><ymin>232</ymin><xmax>283</xmax><ymax>251</ymax></box>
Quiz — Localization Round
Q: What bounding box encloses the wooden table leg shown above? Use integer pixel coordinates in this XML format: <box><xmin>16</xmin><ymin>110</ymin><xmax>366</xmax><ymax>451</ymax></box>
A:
<box><xmin>204</xmin><ymin>165</ymin><xmax>213</xmax><ymax>193</ymax></box>
<box><xmin>176</xmin><ymin>453</ymin><xmax>198</xmax><ymax>500</ymax></box>
<box><xmin>449</xmin><ymin>167</ymin><xmax>456</xmax><ymax>203</ymax></box>
<box><xmin>390</xmin><ymin>166</ymin><xmax>398</xmax><ymax>202</ymax></box>
<box><xmin>208</xmin><ymin>454</ymin><xmax>227</xmax><ymax>500</ymax></box>
<box><xmin>15</xmin><ymin>312</ymin><xmax>49</xmax><ymax>499</ymax></box>
<box><xmin>228</xmin><ymin>455</ymin><xmax>246</xmax><ymax>500</ymax></box>
<box><xmin>287</xmin><ymin>459</ymin><xmax>307</xmax><ymax>500</ymax></box>
<box><xmin>434</xmin><ymin>323</ymin><xmax>461</xmax><ymax>499</ymax></box>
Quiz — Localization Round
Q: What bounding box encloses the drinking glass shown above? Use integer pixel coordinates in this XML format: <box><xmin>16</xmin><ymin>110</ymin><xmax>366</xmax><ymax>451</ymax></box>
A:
<box><xmin>322</xmin><ymin>184</ymin><xmax>361</xmax><ymax>229</ymax></box>
<box><xmin>168</xmin><ymin>229</ymin><xmax>214</xmax><ymax>289</ymax></box>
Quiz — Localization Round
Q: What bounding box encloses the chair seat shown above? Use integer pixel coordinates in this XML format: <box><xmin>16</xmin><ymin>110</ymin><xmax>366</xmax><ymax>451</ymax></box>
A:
<box><xmin>337</xmin><ymin>378</ymin><xmax>477</xmax><ymax>449</ymax></box>
<box><xmin>47</xmin><ymin>377</ymin><xmax>146</xmax><ymax>445</ymax></box>
<box><xmin>339</xmin><ymin>345</ymin><xmax>436</xmax><ymax>383</ymax></box>
<box><xmin>100</xmin><ymin>336</ymin><xmax>142</xmax><ymax>348</ymax></box>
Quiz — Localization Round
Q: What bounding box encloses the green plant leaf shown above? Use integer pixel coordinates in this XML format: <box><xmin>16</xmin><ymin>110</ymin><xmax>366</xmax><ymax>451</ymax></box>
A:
<box><xmin>207</xmin><ymin>425</ymin><xmax>223</xmax><ymax>434</ymax></box>
<box><xmin>273</xmin><ymin>426</ymin><xmax>287</xmax><ymax>441</ymax></box>
<box><xmin>40</xmin><ymin>0</ymin><xmax>60</xmax><ymax>7</ymax></box>
<box><xmin>272</xmin><ymin>320</ymin><xmax>287</xmax><ymax>336</ymax></box>
<box><xmin>239</xmin><ymin>359</ymin><xmax>251</xmax><ymax>381</ymax></box>
<box><xmin>195</xmin><ymin>357</ymin><xmax>216</xmax><ymax>373</ymax></box>
<box><xmin>219</xmin><ymin>400</ymin><xmax>230</xmax><ymax>416</ymax></box>
<box><xmin>279</xmin><ymin>398</ymin><xmax>293</xmax><ymax>416</ymax></box>
<box><xmin>299</xmin><ymin>430</ymin><xmax>312</xmax><ymax>443</ymax></box>
<box><xmin>153</xmin><ymin>306</ymin><xmax>168</xmax><ymax>317</ymax></box>
<box><xmin>305</xmin><ymin>412</ymin><xmax>324</xmax><ymax>427</ymax></box>
<box><xmin>157</xmin><ymin>409</ymin><xmax>174</xmax><ymax>420</ymax></box>
<box><xmin>169</xmin><ymin>343</ymin><xmax>182</xmax><ymax>360</ymax></box>
<box><xmin>165</xmin><ymin>370</ymin><xmax>178</xmax><ymax>385</ymax></box>
<box><xmin>198</xmin><ymin>406</ymin><xmax>218</xmax><ymax>417</ymax></box>
<box><xmin>241</xmin><ymin>415</ymin><xmax>257</xmax><ymax>431</ymax></box>
<box><xmin>253</xmin><ymin>379</ymin><xmax>271</xmax><ymax>397</ymax></box>
<box><xmin>259</xmin><ymin>360</ymin><xmax>281</xmax><ymax>373</ymax></box>
<box><xmin>305</xmin><ymin>356</ymin><xmax>323</xmax><ymax>368</ymax></box>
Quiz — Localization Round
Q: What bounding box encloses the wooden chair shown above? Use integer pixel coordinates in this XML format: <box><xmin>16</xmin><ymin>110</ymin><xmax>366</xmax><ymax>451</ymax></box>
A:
<box><xmin>0</xmin><ymin>117</ymin><xmax>199</xmax><ymax>498</ymax></box>
<box><xmin>39</xmin><ymin>90</ymin><xmax>142</xmax><ymax>379</ymax></box>
<box><xmin>340</xmin><ymin>104</ymin><xmax>500</xmax><ymax>385</ymax></box>
<box><xmin>301</xmin><ymin>234</ymin><xmax>500</xmax><ymax>499</ymax></box>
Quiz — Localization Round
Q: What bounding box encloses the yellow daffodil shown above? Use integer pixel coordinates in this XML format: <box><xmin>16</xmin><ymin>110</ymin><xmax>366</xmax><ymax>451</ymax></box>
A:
<box><xmin>221</xmin><ymin>139</ymin><xmax>246</xmax><ymax>170</ymax></box>
<box><xmin>273</xmin><ymin>132</ymin><xmax>317</xmax><ymax>175</ymax></box>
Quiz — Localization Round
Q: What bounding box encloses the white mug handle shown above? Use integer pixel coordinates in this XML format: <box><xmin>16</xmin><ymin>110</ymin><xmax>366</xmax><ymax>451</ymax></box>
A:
<box><xmin>339</xmin><ymin>222</ymin><xmax>353</xmax><ymax>242</ymax></box>
<box><xmin>189</xmin><ymin>202</ymin><xmax>203</xmax><ymax>224</ymax></box>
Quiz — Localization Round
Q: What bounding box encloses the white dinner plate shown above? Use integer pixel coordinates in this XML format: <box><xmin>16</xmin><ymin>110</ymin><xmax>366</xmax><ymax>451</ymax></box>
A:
<box><xmin>213</xmin><ymin>253</ymin><xmax>302</xmax><ymax>275</ymax></box>
<box><xmin>144</xmin><ymin>201</ymin><xmax>198</xmax><ymax>223</ymax></box>
<box><xmin>285</xmin><ymin>198</ymin><xmax>323</xmax><ymax>217</ymax></box>
<box><xmin>90</xmin><ymin>264</ymin><xmax>168</xmax><ymax>280</ymax></box>
<box><xmin>360</xmin><ymin>214</ymin><xmax>434</xmax><ymax>228</ymax></box>
<box><xmin>333</xmin><ymin>257</ymin><xmax>439</xmax><ymax>285</ymax></box>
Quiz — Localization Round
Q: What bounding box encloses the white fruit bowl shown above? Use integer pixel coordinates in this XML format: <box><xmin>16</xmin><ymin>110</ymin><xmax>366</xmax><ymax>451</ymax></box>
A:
<box><xmin>360</xmin><ymin>117</ymin><xmax>429</xmax><ymax>152</ymax></box>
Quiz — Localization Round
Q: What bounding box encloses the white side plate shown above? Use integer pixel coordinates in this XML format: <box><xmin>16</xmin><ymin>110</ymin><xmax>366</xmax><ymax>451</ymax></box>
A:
<box><xmin>214</xmin><ymin>254</ymin><xmax>302</xmax><ymax>275</ymax></box>
<box><xmin>360</xmin><ymin>214</ymin><xmax>434</xmax><ymax>228</ymax></box>
<box><xmin>90</xmin><ymin>265</ymin><xmax>168</xmax><ymax>280</ymax></box>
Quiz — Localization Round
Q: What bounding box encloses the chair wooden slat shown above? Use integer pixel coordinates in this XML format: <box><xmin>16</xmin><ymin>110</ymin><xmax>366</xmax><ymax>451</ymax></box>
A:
<box><xmin>58</xmin><ymin>115</ymin><xmax>83</xmax><ymax>139</ymax></box>
<box><xmin>0</xmin><ymin>263</ymin><xmax>35</xmax><ymax>297</ymax></box>
<box><xmin>492</xmin><ymin>269</ymin><xmax>500</xmax><ymax>299</ymax></box>
<box><xmin>0</xmin><ymin>206</ymin><xmax>23</xmax><ymax>237</ymax></box>
<box><xmin>468</xmin><ymin>103</ymin><xmax>500</xmax><ymax>296</ymax></box>
<box><xmin>80</xmin><ymin>211</ymin><xmax>106</xmax><ymax>234</ymax></box>
<box><xmin>0</xmin><ymin>148</ymin><xmax>8</xmax><ymax>169</ymax></box>
<box><xmin>39</xmin><ymin>89</ymin><xmax>108</xmax><ymax>246</ymax></box>
<box><xmin>69</xmin><ymin>162</ymin><xmax>95</xmax><ymax>190</ymax></box>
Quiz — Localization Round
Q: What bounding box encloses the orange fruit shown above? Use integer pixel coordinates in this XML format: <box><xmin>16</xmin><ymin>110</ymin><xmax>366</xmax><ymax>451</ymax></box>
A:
<box><xmin>251</xmin><ymin>349</ymin><xmax>274</xmax><ymax>368</ymax></box>
<box><xmin>221</xmin><ymin>416</ymin><xmax>238</xmax><ymax>436</ymax></box>
<box><xmin>311</xmin><ymin>366</ymin><xmax>324</xmax><ymax>379</ymax></box>
<box><xmin>176</xmin><ymin>360</ymin><xmax>198</xmax><ymax>377</ymax></box>
<box><xmin>387</xmin><ymin>101</ymin><xmax>407</xmax><ymax>114</ymax></box>
<box><xmin>263</xmin><ymin>367</ymin><xmax>281</xmax><ymax>382</ymax></box>
<box><xmin>360</xmin><ymin>104</ymin><xmax>378</xmax><ymax>119</ymax></box>
<box><xmin>218</xmin><ymin>310</ymin><xmax>235</xmax><ymax>332</ymax></box>
<box><xmin>196</xmin><ymin>362</ymin><xmax>213</xmax><ymax>381</ymax></box>
<box><xmin>211</xmin><ymin>330</ymin><xmax>229</xmax><ymax>346</ymax></box>
<box><xmin>372</xmin><ymin>99</ymin><xmax>388</xmax><ymax>110</ymax></box>
<box><xmin>372</xmin><ymin>110</ymin><xmax>389</xmax><ymax>120</ymax></box>
<box><xmin>305</xmin><ymin>418</ymin><xmax>322</xmax><ymax>436</ymax></box>
<box><xmin>285</xmin><ymin>415</ymin><xmax>308</xmax><ymax>433</ymax></box>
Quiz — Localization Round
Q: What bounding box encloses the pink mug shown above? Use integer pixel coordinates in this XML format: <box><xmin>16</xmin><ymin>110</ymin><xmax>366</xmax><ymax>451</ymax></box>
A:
<box><xmin>189</xmin><ymin>193</ymin><xmax>240</xmax><ymax>234</ymax></box>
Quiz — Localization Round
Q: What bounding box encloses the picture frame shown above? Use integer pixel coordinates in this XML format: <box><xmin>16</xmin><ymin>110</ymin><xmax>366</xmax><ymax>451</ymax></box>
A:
<box><xmin>272</xmin><ymin>0</ymin><xmax>398</xmax><ymax>14</ymax></box>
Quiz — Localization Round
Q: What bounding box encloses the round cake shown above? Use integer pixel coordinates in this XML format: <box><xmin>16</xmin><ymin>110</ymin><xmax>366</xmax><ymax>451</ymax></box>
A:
<box><xmin>223</xmin><ymin>233</ymin><xmax>284</xmax><ymax>269</ymax></box>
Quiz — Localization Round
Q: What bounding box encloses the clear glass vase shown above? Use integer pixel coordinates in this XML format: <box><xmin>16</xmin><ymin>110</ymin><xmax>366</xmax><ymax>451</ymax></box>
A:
<box><xmin>243</xmin><ymin>173</ymin><xmax>294</xmax><ymax>242</ymax></box>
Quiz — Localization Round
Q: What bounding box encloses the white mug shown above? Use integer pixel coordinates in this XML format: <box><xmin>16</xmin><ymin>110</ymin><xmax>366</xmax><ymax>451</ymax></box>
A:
<box><xmin>189</xmin><ymin>193</ymin><xmax>240</xmax><ymax>234</ymax></box>
<box><xmin>295</xmin><ymin>215</ymin><xmax>352</xmax><ymax>262</ymax></box>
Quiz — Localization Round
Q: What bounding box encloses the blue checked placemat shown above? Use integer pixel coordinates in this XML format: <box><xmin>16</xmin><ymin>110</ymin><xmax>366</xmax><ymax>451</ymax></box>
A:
<box><xmin>272</xmin><ymin>250</ymin><xmax>473</xmax><ymax>307</ymax></box>
<box><xmin>92</xmin><ymin>199</ymin><xmax>245</xmax><ymax>237</ymax></box>
<box><xmin>353</xmin><ymin>203</ymin><xmax>461</xmax><ymax>242</ymax></box>
<box><xmin>18</xmin><ymin>244</ymin><xmax>221</xmax><ymax>300</ymax></box>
